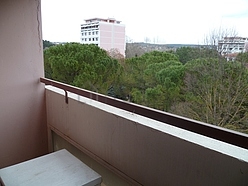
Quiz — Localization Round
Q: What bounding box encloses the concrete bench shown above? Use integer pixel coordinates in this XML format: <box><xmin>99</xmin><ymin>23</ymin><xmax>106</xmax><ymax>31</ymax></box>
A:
<box><xmin>0</xmin><ymin>149</ymin><xmax>101</xmax><ymax>186</ymax></box>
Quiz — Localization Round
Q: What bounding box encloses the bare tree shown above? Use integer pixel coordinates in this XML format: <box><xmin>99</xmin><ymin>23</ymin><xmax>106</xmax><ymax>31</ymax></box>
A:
<box><xmin>153</xmin><ymin>37</ymin><xmax>156</xmax><ymax>44</ymax></box>
<box><xmin>203</xmin><ymin>27</ymin><xmax>239</xmax><ymax>60</ymax></box>
<box><xmin>171</xmin><ymin>28</ymin><xmax>248</xmax><ymax>133</ymax></box>
<box><xmin>204</xmin><ymin>27</ymin><xmax>238</xmax><ymax>47</ymax></box>
<box><xmin>107</xmin><ymin>48</ymin><xmax>125</xmax><ymax>65</ymax></box>
<box><xmin>171</xmin><ymin>58</ymin><xmax>248</xmax><ymax>131</ymax></box>
<box><xmin>126</xmin><ymin>35</ymin><xmax>133</xmax><ymax>43</ymax></box>
<box><xmin>245</xmin><ymin>42</ymin><xmax>248</xmax><ymax>52</ymax></box>
<box><xmin>144</xmin><ymin>37</ymin><xmax>151</xmax><ymax>43</ymax></box>
<box><xmin>125</xmin><ymin>43</ymin><xmax>146</xmax><ymax>58</ymax></box>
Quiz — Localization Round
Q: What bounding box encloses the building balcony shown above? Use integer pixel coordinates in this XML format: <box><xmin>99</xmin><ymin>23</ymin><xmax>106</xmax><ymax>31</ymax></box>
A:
<box><xmin>1</xmin><ymin>1</ymin><xmax>248</xmax><ymax>185</ymax></box>
<box><xmin>40</xmin><ymin>78</ymin><xmax>248</xmax><ymax>185</ymax></box>
<box><xmin>1</xmin><ymin>77</ymin><xmax>248</xmax><ymax>185</ymax></box>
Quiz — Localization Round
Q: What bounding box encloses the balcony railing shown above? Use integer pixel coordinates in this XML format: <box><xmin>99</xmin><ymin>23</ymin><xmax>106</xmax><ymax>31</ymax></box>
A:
<box><xmin>40</xmin><ymin>77</ymin><xmax>248</xmax><ymax>149</ymax></box>
<box><xmin>41</xmin><ymin>77</ymin><xmax>248</xmax><ymax>185</ymax></box>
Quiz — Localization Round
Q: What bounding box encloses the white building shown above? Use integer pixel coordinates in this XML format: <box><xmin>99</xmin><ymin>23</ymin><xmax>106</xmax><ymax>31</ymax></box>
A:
<box><xmin>218</xmin><ymin>37</ymin><xmax>248</xmax><ymax>60</ymax></box>
<box><xmin>80</xmin><ymin>18</ymin><xmax>126</xmax><ymax>56</ymax></box>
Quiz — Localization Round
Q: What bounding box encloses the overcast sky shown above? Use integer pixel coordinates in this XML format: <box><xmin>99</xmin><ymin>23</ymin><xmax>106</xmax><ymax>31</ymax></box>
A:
<box><xmin>41</xmin><ymin>0</ymin><xmax>248</xmax><ymax>44</ymax></box>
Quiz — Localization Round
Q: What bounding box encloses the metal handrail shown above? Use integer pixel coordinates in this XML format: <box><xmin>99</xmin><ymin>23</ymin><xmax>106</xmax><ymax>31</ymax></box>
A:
<box><xmin>40</xmin><ymin>77</ymin><xmax>248</xmax><ymax>149</ymax></box>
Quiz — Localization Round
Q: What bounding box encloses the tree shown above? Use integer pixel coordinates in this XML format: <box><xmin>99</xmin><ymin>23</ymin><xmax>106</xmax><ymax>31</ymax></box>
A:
<box><xmin>125</xmin><ymin>43</ymin><xmax>146</xmax><ymax>58</ymax></box>
<box><xmin>44</xmin><ymin>43</ymin><xmax>120</xmax><ymax>94</ymax></box>
<box><xmin>203</xmin><ymin>27</ymin><xmax>239</xmax><ymax>60</ymax></box>
<box><xmin>124</xmin><ymin>51</ymin><xmax>179</xmax><ymax>93</ymax></box>
<box><xmin>171</xmin><ymin>58</ymin><xmax>248</xmax><ymax>133</ymax></box>
<box><xmin>125</xmin><ymin>36</ymin><xmax>133</xmax><ymax>43</ymax></box>
<box><xmin>107</xmin><ymin>48</ymin><xmax>125</xmax><ymax>65</ymax></box>
<box><xmin>43</xmin><ymin>40</ymin><xmax>54</xmax><ymax>49</ymax></box>
<box><xmin>236</xmin><ymin>52</ymin><xmax>248</xmax><ymax>68</ymax></box>
<box><xmin>122</xmin><ymin>51</ymin><xmax>184</xmax><ymax>111</ymax></box>
<box><xmin>175</xmin><ymin>46</ymin><xmax>219</xmax><ymax>64</ymax></box>
<box><xmin>204</xmin><ymin>27</ymin><xmax>238</xmax><ymax>50</ymax></box>
<box><xmin>144</xmin><ymin>37</ymin><xmax>151</xmax><ymax>43</ymax></box>
<box><xmin>144</xmin><ymin>61</ymin><xmax>184</xmax><ymax>111</ymax></box>
<box><xmin>170</xmin><ymin>28</ymin><xmax>248</xmax><ymax>134</ymax></box>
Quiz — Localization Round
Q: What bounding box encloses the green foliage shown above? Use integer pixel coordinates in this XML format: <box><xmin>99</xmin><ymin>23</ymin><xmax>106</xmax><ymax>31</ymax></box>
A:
<box><xmin>175</xmin><ymin>46</ymin><xmax>219</xmax><ymax>64</ymax></box>
<box><xmin>122</xmin><ymin>51</ymin><xmax>184</xmax><ymax>111</ymax></box>
<box><xmin>43</xmin><ymin>40</ymin><xmax>54</xmax><ymax>49</ymax></box>
<box><xmin>145</xmin><ymin>85</ymin><xmax>166</xmax><ymax>110</ymax></box>
<box><xmin>44</xmin><ymin>43</ymin><xmax>248</xmax><ymax>134</ymax></box>
<box><xmin>44</xmin><ymin>43</ymin><xmax>120</xmax><ymax>94</ymax></box>
<box><xmin>236</xmin><ymin>52</ymin><xmax>248</xmax><ymax>65</ymax></box>
<box><xmin>171</xmin><ymin>58</ymin><xmax>248</xmax><ymax>131</ymax></box>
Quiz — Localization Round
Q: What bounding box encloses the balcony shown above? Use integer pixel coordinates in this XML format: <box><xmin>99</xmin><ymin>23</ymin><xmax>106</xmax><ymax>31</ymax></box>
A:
<box><xmin>1</xmin><ymin>1</ymin><xmax>248</xmax><ymax>185</ymax></box>
<box><xmin>39</xmin><ymin>78</ymin><xmax>248</xmax><ymax>186</ymax></box>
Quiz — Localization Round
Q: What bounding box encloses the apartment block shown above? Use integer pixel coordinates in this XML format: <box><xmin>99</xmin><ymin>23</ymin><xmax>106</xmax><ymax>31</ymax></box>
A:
<box><xmin>218</xmin><ymin>37</ymin><xmax>248</xmax><ymax>60</ymax></box>
<box><xmin>80</xmin><ymin>18</ymin><xmax>126</xmax><ymax>56</ymax></box>
<box><xmin>1</xmin><ymin>1</ymin><xmax>248</xmax><ymax>185</ymax></box>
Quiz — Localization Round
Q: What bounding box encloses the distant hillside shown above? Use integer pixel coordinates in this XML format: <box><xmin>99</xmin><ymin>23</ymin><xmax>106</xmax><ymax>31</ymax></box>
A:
<box><xmin>125</xmin><ymin>42</ymin><xmax>201</xmax><ymax>58</ymax></box>
<box><xmin>164</xmin><ymin>43</ymin><xmax>201</xmax><ymax>48</ymax></box>
<box><xmin>133</xmin><ymin>42</ymin><xmax>200</xmax><ymax>48</ymax></box>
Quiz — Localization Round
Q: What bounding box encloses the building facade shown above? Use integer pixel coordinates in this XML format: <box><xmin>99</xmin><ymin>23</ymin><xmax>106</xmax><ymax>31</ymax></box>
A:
<box><xmin>1</xmin><ymin>2</ymin><xmax>248</xmax><ymax>185</ymax></box>
<box><xmin>80</xmin><ymin>18</ymin><xmax>125</xmax><ymax>56</ymax></box>
<box><xmin>218</xmin><ymin>37</ymin><xmax>248</xmax><ymax>60</ymax></box>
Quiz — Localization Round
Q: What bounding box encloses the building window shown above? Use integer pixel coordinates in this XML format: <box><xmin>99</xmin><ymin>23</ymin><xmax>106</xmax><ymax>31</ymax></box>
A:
<box><xmin>92</xmin><ymin>38</ymin><xmax>95</xmax><ymax>41</ymax></box>
<box><xmin>96</xmin><ymin>31</ymin><xmax>98</xmax><ymax>35</ymax></box>
<box><xmin>89</xmin><ymin>38</ymin><xmax>91</xmax><ymax>41</ymax></box>
<box><xmin>92</xmin><ymin>32</ymin><xmax>94</xmax><ymax>35</ymax></box>
<box><xmin>96</xmin><ymin>37</ymin><xmax>98</xmax><ymax>41</ymax></box>
<box><xmin>82</xmin><ymin>38</ymin><xmax>84</xmax><ymax>41</ymax></box>
<box><xmin>85</xmin><ymin>32</ymin><xmax>87</xmax><ymax>36</ymax></box>
<box><xmin>85</xmin><ymin>38</ymin><xmax>87</xmax><ymax>41</ymax></box>
<box><xmin>89</xmin><ymin>32</ymin><xmax>91</xmax><ymax>35</ymax></box>
<box><xmin>82</xmin><ymin>33</ymin><xmax>84</xmax><ymax>36</ymax></box>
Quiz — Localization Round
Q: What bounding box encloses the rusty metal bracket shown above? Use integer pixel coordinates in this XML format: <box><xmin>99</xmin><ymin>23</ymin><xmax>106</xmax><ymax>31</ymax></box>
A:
<box><xmin>64</xmin><ymin>90</ymin><xmax>68</xmax><ymax>104</ymax></box>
